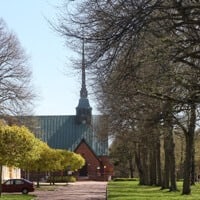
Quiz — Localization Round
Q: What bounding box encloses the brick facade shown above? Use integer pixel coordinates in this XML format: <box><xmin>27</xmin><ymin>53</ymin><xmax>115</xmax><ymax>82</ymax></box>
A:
<box><xmin>75</xmin><ymin>139</ymin><xmax>113</xmax><ymax>181</ymax></box>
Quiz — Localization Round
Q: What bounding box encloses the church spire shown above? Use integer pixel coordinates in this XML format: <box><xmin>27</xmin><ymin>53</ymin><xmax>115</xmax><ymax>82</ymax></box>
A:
<box><xmin>80</xmin><ymin>37</ymin><xmax>88</xmax><ymax>98</ymax></box>
<box><xmin>76</xmin><ymin>36</ymin><xmax>92</xmax><ymax>125</ymax></box>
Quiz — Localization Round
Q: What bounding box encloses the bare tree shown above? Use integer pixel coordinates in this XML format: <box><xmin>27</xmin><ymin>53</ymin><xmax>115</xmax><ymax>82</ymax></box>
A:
<box><xmin>0</xmin><ymin>19</ymin><xmax>35</xmax><ymax>115</ymax></box>
<box><xmin>55</xmin><ymin>0</ymin><xmax>200</xmax><ymax>195</ymax></box>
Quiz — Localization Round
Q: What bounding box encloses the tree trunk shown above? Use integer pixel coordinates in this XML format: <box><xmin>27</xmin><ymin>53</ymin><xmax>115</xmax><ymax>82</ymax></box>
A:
<box><xmin>129</xmin><ymin>158</ymin><xmax>134</xmax><ymax>178</ymax></box>
<box><xmin>162</xmin><ymin>135</ymin><xmax>170</xmax><ymax>189</ymax></box>
<box><xmin>156</xmin><ymin>140</ymin><xmax>162</xmax><ymax>186</ymax></box>
<box><xmin>177</xmin><ymin>137</ymin><xmax>184</xmax><ymax>180</ymax></box>
<box><xmin>149</xmin><ymin>147</ymin><xmax>157</xmax><ymax>185</ymax></box>
<box><xmin>0</xmin><ymin>165</ymin><xmax>2</xmax><ymax>197</ymax></box>
<box><xmin>169</xmin><ymin>137</ymin><xmax>177</xmax><ymax>191</ymax></box>
<box><xmin>51</xmin><ymin>171</ymin><xmax>55</xmax><ymax>185</ymax></box>
<box><xmin>190</xmin><ymin>145</ymin><xmax>195</xmax><ymax>185</ymax></box>
<box><xmin>162</xmin><ymin>114</ymin><xmax>177</xmax><ymax>191</ymax></box>
<box><xmin>135</xmin><ymin>151</ymin><xmax>144</xmax><ymax>185</ymax></box>
<box><xmin>135</xmin><ymin>145</ymin><xmax>149</xmax><ymax>185</ymax></box>
<box><xmin>36</xmin><ymin>169</ymin><xmax>40</xmax><ymax>188</ymax></box>
<box><xmin>182</xmin><ymin>103</ymin><xmax>196</xmax><ymax>195</ymax></box>
<box><xmin>182</xmin><ymin>135</ymin><xmax>193</xmax><ymax>194</ymax></box>
<box><xmin>135</xmin><ymin>158</ymin><xmax>142</xmax><ymax>182</ymax></box>
<box><xmin>142</xmin><ymin>147</ymin><xmax>149</xmax><ymax>185</ymax></box>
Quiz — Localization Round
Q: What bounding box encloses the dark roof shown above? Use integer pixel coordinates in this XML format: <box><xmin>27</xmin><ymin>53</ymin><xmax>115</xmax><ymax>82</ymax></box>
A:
<box><xmin>33</xmin><ymin>115</ymin><xmax>108</xmax><ymax>156</ymax></box>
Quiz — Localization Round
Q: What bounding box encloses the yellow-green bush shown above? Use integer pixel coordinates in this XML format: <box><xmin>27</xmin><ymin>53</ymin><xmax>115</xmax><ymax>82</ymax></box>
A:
<box><xmin>47</xmin><ymin>176</ymin><xmax>76</xmax><ymax>183</ymax></box>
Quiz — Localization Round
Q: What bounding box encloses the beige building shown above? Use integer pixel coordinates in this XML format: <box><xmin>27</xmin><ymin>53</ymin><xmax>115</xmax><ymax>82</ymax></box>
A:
<box><xmin>2</xmin><ymin>166</ymin><xmax>21</xmax><ymax>182</ymax></box>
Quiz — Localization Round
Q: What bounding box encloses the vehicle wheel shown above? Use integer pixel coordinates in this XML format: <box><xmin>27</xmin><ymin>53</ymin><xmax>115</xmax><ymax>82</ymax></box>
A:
<box><xmin>22</xmin><ymin>188</ymin><xmax>29</xmax><ymax>194</ymax></box>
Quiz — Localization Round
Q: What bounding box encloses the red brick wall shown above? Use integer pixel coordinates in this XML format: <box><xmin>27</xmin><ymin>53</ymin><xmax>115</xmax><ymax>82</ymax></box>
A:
<box><xmin>98</xmin><ymin>156</ymin><xmax>114</xmax><ymax>177</ymax></box>
<box><xmin>75</xmin><ymin>142</ymin><xmax>100</xmax><ymax>179</ymax></box>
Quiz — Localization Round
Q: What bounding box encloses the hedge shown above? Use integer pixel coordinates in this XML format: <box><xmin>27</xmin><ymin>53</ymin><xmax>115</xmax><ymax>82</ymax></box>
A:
<box><xmin>47</xmin><ymin>176</ymin><xmax>76</xmax><ymax>183</ymax></box>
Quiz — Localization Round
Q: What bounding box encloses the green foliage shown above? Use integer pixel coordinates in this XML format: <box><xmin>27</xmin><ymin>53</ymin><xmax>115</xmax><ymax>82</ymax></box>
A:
<box><xmin>108</xmin><ymin>181</ymin><xmax>200</xmax><ymax>200</ymax></box>
<box><xmin>52</xmin><ymin>150</ymin><xmax>85</xmax><ymax>172</ymax></box>
<box><xmin>67</xmin><ymin>176</ymin><xmax>76</xmax><ymax>182</ymax></box>
<box><xmin>0</xmin><ymin>125</ymin><xmax>36</xmax><ymax>167</ymax></box>
<box><xmin>69</xmin><ymin>152</ymin><xmax>85</xmax><ymax>171</ymax></box>
<box><xmin>57</xmin><ymin>150</ymin><xmax>75</xmax><ymax>171</ymax></box>
<box><xmin>47</xmin><ymin>176</ymin><xmax>76</xmax><ymax>183</ymax></box>
<box><xmin>25</xmin><ymin>146</ymin><xmax>85</xmax><ymax>173</ymax></box>
<box><xmin>23</xmin><ymin>140</ymin><xmax>65</xmax><ymax>173</ymax></box>
<box><xmin>20</xmin><ymin>138</ymin><xmax>45</xmax><ymax>171</ymax></box>
<box><xmin>0</xmin><ymin>125</ymin><xmax>38</xmax><ymax>197</ymax></box>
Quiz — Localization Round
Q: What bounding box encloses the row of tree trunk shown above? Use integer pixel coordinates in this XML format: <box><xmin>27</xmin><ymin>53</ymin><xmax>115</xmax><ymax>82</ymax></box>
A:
<box><xmin>133</xmin><ymin>103</ymin><xmax>196</xmax><ymax>194</ymax></box>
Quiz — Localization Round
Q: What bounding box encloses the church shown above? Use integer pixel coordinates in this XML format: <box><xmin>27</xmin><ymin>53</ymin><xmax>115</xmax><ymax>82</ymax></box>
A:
<box><xmin>20</xmin><ymin>41</ymin><xmax>113</xmax><ymax>181</ymax></box>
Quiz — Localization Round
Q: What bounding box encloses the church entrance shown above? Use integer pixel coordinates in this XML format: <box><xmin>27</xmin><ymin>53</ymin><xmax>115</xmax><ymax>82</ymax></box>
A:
<box><xmin>79</xmin><ymin>163</ymin><xmax>88</xmax><ymax>176</ymax></box>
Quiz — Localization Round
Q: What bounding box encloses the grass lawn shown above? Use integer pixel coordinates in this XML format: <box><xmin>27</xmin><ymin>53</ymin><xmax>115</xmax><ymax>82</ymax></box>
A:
<box><xmin>107</xmin><ymin>181</ymin><xmax>200</xmax><ymax>200</ymax></box>
<box><xmin>0</xmin><ymin>194</ymin><xmax>36</xmax><ymax>200</ymax></box>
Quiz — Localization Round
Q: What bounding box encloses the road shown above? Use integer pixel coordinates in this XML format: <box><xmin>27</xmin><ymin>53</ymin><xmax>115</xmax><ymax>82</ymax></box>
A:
<box><xmin>33</xmin><ymin>181</ymin><xmax>107</xmax><ymax>200</ymax></box>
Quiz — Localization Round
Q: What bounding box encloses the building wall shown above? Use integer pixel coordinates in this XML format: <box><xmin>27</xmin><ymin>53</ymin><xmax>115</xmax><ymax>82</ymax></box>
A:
<box><xmin>2</xmin><ymin>166</ymin><xmax>21</xmax><ymax>182</ymax></box>
<box><xmin>75</xmin><ymin>140</ymin><xmax>114</xmax><ymax>181</ymax></box>
<box><xmin>98</xmin><ymin>156</ymin><xmax>114</xmax><ymax>180</ymax></box>
<box><xmin>75</xmin><ymin>141</ymin><xmax>100</xmax><ymax>180</ymax></box>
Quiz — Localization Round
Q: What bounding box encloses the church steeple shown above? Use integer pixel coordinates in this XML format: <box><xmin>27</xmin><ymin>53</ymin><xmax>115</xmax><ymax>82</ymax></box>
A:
<box><xmin>76</xmin><ymin>37</ymin><xmax>92</xmax><ymax>125</ymax></box>
<box><xmin>80</xmin><ymin>37</ymin><xmax>88</xmax><ymax>98</ymax></box>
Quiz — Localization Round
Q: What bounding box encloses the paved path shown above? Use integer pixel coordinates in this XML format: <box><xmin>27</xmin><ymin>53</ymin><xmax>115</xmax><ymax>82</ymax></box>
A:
<box><xmin>34</xmin><ymin>181</ymin><xmax>107</xmax><ymax>200</ymax></box>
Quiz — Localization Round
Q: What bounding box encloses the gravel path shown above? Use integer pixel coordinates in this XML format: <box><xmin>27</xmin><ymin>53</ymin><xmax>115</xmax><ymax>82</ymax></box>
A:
<box><xmin>33</xmin><ymin>181</ymin><xmax>107</xmax><ymax>200</ymax></box>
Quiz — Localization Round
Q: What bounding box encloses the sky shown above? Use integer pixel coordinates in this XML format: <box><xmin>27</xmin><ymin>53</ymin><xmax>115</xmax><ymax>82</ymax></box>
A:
<box><xmin>0</xmin><ymin>0</ymin><xmax>97</xmax><ymax>116</ymax></box>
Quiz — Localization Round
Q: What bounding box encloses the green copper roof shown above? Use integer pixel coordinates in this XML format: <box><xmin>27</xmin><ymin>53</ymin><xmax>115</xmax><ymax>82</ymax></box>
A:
<box><xmin>34</xmin><ymin>115</ymin><xmax>108</xmax><ymax>156</ymax></box>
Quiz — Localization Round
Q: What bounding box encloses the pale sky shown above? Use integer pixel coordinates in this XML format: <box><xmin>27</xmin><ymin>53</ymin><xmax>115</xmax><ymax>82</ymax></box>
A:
<box><xmin>0</xmin><ymin>0</ymin><xmax>97</xmax><ymax>115</ymax></box>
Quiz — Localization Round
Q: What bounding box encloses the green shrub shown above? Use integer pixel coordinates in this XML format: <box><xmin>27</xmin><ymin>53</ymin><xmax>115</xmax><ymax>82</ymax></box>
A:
<box><xmin>67</xmin><ymin>176</ymin><xmax>76</xmax><ymax>182</ymax></box>
<box><xmin>47</xmin><ymin>176</ymin><xmax>76</xmax><ymax>183</ymax></box>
